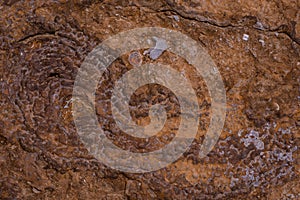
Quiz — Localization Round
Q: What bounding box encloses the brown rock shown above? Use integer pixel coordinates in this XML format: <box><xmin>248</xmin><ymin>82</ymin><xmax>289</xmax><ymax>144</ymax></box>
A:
<box><xmin>0</xmin><ymin>0</ymin><xmax>299</xmax><ymax>199</ymax></box>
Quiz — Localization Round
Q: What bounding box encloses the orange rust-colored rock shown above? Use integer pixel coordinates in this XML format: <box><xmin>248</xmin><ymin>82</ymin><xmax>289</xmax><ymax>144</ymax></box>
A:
<box><xmin>0</xmin><ymin>0</ymin><xmax>299</xmax><ymax>199</ymax></box>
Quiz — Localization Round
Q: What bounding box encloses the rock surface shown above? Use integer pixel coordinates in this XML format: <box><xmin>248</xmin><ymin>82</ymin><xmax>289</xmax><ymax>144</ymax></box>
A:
<box><xmin>0</xmin><ymin>0</ymin><xmax>299</xmax><ymax>199</ymax></box>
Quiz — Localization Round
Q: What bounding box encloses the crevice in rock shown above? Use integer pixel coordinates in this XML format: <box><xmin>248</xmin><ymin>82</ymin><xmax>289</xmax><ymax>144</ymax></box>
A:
<box><xmin>158</xmin><ymin>1</ymin><xmax>300</xmax><ymax>45</ymax></box>
<box><xmin>17</xmin><ymin>31</ymin><xmax>57</xmax><ymax>43</ymax></box>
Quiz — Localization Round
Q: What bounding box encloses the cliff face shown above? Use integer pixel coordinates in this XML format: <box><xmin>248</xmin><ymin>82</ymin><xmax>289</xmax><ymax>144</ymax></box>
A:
<box><xmin>0</xmin><ymin>0</ymin><xmax>299</xmax><ymax>199</ymax></box>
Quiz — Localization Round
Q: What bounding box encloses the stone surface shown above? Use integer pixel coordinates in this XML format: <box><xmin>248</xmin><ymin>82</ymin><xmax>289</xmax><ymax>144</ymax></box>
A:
<box><xmin>0</xmin><ymin>0</ymin><xmax>299</xmax><ymax>199</ymax></box>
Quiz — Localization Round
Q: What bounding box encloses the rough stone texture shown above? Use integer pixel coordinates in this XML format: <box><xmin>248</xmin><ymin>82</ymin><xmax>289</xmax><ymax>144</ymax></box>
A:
<box><xmin>0</xmin><ymin>0</ymin><xmax>299</xmax><ymax>199</ymax></box>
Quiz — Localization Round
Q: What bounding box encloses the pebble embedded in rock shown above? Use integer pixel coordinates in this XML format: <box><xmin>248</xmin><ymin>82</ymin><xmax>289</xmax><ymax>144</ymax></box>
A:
<box><xmin>128</xmin><ymin>51</ymin><xmax>142</xmax><ymax>67</ymax></box>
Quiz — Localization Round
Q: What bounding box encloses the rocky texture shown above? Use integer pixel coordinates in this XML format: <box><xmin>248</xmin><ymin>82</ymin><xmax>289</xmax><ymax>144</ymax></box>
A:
<box><xmin>0</xmin><ymin>0</ymin><xmax>299</xmax><ymax>199</ymax></box>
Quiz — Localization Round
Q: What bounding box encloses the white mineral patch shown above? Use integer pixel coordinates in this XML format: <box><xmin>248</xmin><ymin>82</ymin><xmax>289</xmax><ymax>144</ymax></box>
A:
<box><xmin>242</xmin><ymin>34</ymin><xmax>249</xmax><ymax>41</ymax></box>
<box><xmin>173</xmin><ymin>15</ymin><xmax>179</xmax><ymax>22</ymax></box>
<box><xmin>144</xmin><ymin>37</ymin><xmax>168</xmax><ymax>60</ymax></box>
<box><xmin>241</xmin><ymin>130</ymin><xmax>264</xmax><ymax>150</ymax></box>
<box><xmin>258</xmin><ymin>39</ymin><xmax>265</xmax><ymax>46</ymax></box>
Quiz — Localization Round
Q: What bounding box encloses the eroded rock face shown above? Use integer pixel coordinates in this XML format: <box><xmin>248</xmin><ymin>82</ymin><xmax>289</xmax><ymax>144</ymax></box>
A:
<box><xmin>0</xmin><ymin>0</ymin><xmax>299</xmax><ymax>199</ymax></box>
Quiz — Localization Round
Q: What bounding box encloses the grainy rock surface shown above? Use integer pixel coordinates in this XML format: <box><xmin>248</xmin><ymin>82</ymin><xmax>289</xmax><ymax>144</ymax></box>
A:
<box><xmin>0</xmin><ymin>0</ymin><xmax>299</xmax><ymax>199</ymax></box>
